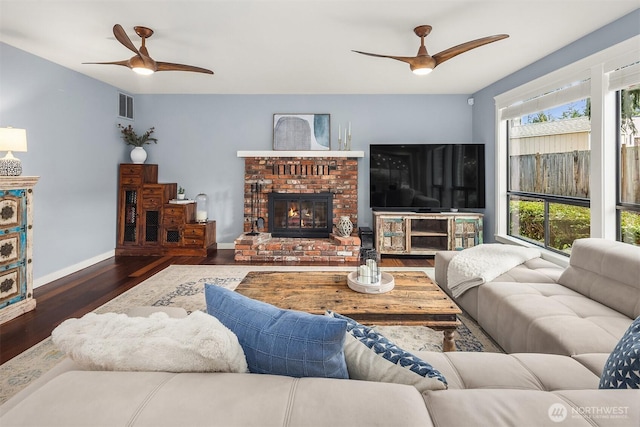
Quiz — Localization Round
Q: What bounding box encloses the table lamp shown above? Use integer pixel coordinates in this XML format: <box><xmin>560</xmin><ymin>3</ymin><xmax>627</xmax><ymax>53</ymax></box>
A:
<box><xmin>0</xmin><ymin>127</ymin><xmax>28</xmax><ymax>176</ymax></box>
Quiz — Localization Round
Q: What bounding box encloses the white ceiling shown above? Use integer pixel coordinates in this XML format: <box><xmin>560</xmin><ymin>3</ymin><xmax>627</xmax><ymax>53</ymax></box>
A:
<box><xmin>0</xmin><ymin>1</ymin><xmax>637</xmax><ymax>95</ymax></box>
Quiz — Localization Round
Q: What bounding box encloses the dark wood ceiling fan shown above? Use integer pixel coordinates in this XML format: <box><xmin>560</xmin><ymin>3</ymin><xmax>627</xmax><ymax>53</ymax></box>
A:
<box><xmin>353</xmin><ymin>25</ymin><xmax>508</xmax><ymax>75</ymax></box>
<box><xmin>84</xmin><ymin>24</ymin><xmax>213</xmax><ymax>75</ymax></box>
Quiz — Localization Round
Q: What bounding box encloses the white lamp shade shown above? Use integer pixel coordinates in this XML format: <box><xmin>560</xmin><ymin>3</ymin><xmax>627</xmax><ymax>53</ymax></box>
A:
<box><xmin>0</xmin><ymin>128</ymin><xmax>28</xmax><ymax>152</ymax></box>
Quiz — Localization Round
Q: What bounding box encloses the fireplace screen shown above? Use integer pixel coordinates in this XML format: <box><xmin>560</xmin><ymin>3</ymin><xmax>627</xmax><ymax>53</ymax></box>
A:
<box><xmin>268</xmin><ymin>192</ymin><xmax>333</xmax><ymax>238</ymax></box>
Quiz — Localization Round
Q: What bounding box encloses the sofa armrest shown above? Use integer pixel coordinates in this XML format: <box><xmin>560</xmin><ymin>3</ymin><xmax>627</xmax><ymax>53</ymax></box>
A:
<box><xmin>434</xmin><ymin>251</ymin><xmax>457</xmax><ymax>292</ymax></box>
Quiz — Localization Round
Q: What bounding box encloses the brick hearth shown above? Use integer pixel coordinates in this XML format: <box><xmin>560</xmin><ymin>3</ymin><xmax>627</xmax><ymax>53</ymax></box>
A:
<box><xmin>236</xmin><ymin>152</ymin><xmax>364</xmax><ymax>262</ymax></box>
<box><xmin>234</xmin><ymin>233</ymin><xmax>361</xmax><ymax>263</ymax></box>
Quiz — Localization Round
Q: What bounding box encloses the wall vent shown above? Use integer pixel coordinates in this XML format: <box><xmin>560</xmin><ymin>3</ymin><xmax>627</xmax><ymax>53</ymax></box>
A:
<box><xmin>118</xmin><ymin>93</ymin><xmax>134</xmax><ymax>119</ymax></box>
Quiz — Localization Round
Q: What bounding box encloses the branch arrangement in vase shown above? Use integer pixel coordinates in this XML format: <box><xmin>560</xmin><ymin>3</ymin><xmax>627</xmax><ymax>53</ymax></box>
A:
<box><xmin>117</xmin><ymin>124</ymin><xmax>158</xmax><ymax>147</ymax></box>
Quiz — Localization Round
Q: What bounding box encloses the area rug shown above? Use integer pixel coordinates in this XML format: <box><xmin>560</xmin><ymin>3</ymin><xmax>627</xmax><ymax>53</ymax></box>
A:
<box><xmin>0</xmin><ymin>265</ymin><xmax>502</xmax><ymax>404</ymax></box>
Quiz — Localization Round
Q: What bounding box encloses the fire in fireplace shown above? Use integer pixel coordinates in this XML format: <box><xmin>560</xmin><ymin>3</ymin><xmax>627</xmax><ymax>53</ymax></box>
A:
<box><xmin>268</xmin><ymin>192</ymin><xmax>333</xmax><ymax>238</ymax></box>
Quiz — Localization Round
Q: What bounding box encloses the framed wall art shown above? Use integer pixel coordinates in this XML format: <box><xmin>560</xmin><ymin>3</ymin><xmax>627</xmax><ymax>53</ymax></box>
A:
<box><xmin>273</xmin><ymin>114</ymin><xmax>330</xmax><ymax>151</ymax></box>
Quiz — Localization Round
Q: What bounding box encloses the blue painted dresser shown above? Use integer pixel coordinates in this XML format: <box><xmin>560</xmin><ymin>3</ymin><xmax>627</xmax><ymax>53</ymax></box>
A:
<box><xmin>0</xmin><ymin>177</ymin><xmax>38</xmax><ymax>324</ymax></box>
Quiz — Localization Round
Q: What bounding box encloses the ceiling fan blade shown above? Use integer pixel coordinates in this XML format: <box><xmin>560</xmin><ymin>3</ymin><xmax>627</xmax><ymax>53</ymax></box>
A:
<box><xmin>156</xmin><ymin>62</ymin><xmax>214</xmax><ymax>74</ymax></box>
<box><xmin>433</xmin><ymin>34</ymin><xmax>509</xmax><ymax>67</ymax></box>
<box><xmin>82</xmin><ymin>60</ymin><xmax>131</xmax><ymax>68</ymax></box>
<box><xmin>113</xmin><ymin>24</ymin><xmax>140</xmax><ymax>55</ymax></box>
<box><xmin>351</xmin><ymin>50</ymin><xmax>416</xmax><ymax>65</ymax></box>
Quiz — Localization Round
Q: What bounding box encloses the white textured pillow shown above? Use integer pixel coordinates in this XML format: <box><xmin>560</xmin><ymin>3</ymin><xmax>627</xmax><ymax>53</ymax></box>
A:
<box><xmin>52</xmin><ymin>311</ymin><xmax>248</xmax><ymax>373</ymax></box>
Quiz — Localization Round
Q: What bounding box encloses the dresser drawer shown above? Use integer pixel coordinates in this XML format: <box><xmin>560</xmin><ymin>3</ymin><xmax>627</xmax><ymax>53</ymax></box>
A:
<box><xmin>163</xmin><ymin>204</ymin><xmax>195</xmax><ymax>226</ymax></box>
<box><xmin>142</xmin><ymin>186</ymin><xmax>164</xmax><ymax>209</ymax></box>
<box><xmin>120</xmin><ymin>174</ymin><xmax>142</xmax><ymax>186</ymax></box>
<box><xmin>0</xmin><ymin>266</ymin><xmax>23</xmax><ymax>307</ymax></box>
<box><xmin>183</xmin><ymin>224</ymin><xmax>205</xmax><ymax>247</ymax></box>
<box><xmin>119</xmin><ymin>164</ymin><xmax>158</xmax><ymax>185</ymax></box>
<box><xmin>0</xmin><ymin>195</ymin><xmax>22</xmax><ymax>229</ymax></box>
<box><xmin>0</xmin><ymin>232</ymin><xmax>22</xmax><ymax>267</ymax></box>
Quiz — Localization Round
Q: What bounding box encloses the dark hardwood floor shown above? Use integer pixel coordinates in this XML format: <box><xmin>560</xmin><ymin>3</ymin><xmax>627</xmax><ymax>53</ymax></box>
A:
<box><xmin>0</xmin><ymin>249</ymin><xmax>433</xmax><ymax>365</ymax></box>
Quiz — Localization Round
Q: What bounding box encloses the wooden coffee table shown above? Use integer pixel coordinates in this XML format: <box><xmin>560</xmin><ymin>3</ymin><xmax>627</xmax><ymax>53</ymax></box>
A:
<box><xmin>235</xmin><ymin>270</ymin><xmax>462</xmax><ymax>351</ymax></box>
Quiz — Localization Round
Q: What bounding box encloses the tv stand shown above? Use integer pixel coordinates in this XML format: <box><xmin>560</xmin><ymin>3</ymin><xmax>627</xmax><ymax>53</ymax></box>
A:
<box><xmin>372</xmin><ymin>211</ymin><xmax>483</xmax><ymax>256</ymax></box>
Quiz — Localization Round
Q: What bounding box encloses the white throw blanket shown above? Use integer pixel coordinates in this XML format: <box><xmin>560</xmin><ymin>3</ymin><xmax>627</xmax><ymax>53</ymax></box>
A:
<box><xmin>52</xmin><ymin>311</ymin><xmax>248</xmax><ymax>373</ymax></box>
<box><xmin>447</xmin><ymin>244</ymin><xmax>541</xmax><ymax>298</ymax></box>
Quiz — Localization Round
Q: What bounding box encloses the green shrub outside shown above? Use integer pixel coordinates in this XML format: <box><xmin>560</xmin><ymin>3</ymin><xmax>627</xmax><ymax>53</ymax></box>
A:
<box><xmin>510</xmin><ymin>201</ymin><xmax>640</xmax><ymax>249</ymax></box>
<box><xmin>621</xmin><ymin>211</ymin><xmax>640</xmax><ymax>244</ymax></box>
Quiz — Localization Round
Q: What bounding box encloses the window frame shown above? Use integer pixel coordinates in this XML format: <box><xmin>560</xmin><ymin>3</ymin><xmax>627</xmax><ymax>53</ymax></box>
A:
<box><xmin>494</xmin><ymin>35</ymin><xmax>640</xmax><ymax>257</ymax></box>
<box><xmin>615</xmin><ymin>88</ymin><xmax>640</xmax><ymax>243</ymax></box>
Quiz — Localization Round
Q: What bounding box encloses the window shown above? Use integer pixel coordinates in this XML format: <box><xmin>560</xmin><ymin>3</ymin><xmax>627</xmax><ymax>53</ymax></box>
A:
<box><xmin>495</xmin><ymin>36</ymin><xmax>639</xmax><ymax>256</ymax></box>
<box><xmin>507</xmin><ymin>98</ymin><xmax>591</xmax><ymax>254</ymax></box>
<box><xmin>617</xmin><ymin>83</ymin><xmax>640</xmax><ymax>246</ymax></box>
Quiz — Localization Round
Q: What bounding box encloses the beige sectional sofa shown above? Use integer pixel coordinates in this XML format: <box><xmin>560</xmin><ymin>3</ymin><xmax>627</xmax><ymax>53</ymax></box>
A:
<box><xmin>435</xmin><ymin>238</ymin><xmax>639</xmax><ymax>355</ymax></box>
<box><xmin>2</xmin><ymin>238</ymin><xmax>638</xmax><ymax>426</ymax></box>
<box><xmin>1</xmin><ymin>348</ymin><xmax>638</xmax><ymax>426</ymax></box>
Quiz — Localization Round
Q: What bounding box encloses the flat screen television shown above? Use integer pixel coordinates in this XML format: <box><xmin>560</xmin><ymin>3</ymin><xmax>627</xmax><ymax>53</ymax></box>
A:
<box><xmin>369</xmin><ymin>143</ymin><xmax>485</xmax><ymax>211</ymax></box>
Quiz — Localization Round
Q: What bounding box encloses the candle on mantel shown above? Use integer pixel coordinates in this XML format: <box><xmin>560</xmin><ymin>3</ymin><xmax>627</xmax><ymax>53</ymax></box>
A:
<box><xmin>348</xmin><ymin>121</ymin><xmax>351</xmax><ymax>136</ymax></box>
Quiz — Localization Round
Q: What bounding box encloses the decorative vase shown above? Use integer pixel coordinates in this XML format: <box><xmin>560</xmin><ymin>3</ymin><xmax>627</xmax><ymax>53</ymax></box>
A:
<box><xmin>195</xmin><ymin>193</ymin><xmax>209</xmax><ymax>223</ymax></box>
<box><xmin>130</xmin><ymin>147</ymin><xmax>147</xmax><ymax>164</ymax></box>
<box><xmin>336</xmin><ymin>216</ymin><xmax>353</xmax><ymax>237</ymax></box>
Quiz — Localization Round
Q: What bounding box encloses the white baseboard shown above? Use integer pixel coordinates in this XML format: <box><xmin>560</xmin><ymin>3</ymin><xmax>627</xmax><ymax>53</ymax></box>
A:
<box><xmin>33</xmin><ymin>250</ymin><xmax>116</xmax><ymax>289</ymax></box>
<box><xmin>33</xmin><ymin>243</ymin><xmax>237</xmax><ymax>288</ymax></box>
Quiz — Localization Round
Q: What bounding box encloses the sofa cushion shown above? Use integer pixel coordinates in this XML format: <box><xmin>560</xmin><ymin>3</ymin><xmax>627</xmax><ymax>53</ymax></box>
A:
<box><xmin>477</xmin><ymin>281</ymin><xmax>630</xmax><ymax>355</ymax></box>
<box><xmin>434</xmin><ymin>250</ymin><xmax>562</xmax><ymax>320</ymax></box>
<box><xmin>600</xmin><ymin>316</ymin><xmax>640</xmax><ymax>389</ymax></box>
<box><xmin>571</xmin><ymin>353</ymin><xmax>609</xmax><ymax>377</ymax></box>
<box><xmin>204</xmin><ymin>284</ymin><xmax>348</xmax><ymax>379</ymax></box>
<box><xmin>51</xmin><ymin>311</ymin><xmax>248</xmax><ymax>373</ymax></box>
<box><xmin>413</xmin><ymin>351</ymin><xmax>600</xmax><ymax>391</ymax></box>
<box><xmin>558</xmin><ymin>238</ymin><xmax>640</xmax><ymax>319</ymax></box>
<box><xmin>325</xmin><ymin>311</ymin><xmax>447</xmax><ymax>391</ymax></box>
<box><xmin>0</xmin><ymin>371</ymin><xmax>434</xmax><ymax>427</ymax></box>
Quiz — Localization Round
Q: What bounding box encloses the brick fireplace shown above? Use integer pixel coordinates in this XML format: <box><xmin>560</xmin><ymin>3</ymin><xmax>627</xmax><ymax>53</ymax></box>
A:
<box><xmin>235</xmin><ymin>151</ymin><xmax>364</xmax><ymax>262</ymax></box>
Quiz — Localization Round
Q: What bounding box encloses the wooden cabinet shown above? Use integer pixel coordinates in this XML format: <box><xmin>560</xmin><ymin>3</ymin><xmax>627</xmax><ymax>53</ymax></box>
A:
<box><xmin>117</xmin><ymin>164</ymin><xmax>167</xmax><ymax>252</ymax></box>
<box><xmin>0</xmin><ymin>176</ymin><xmax>39</xmax><ymax>324</ymax></box>
<box><xmin>373</xmin><ymin>211</ymin><xmax>483</xmax><ymax>256</ymax></box>
<box><xmin>116</xmin><ymin>164</ymin><xmax>216</xmax><ymax>256</ymax></box>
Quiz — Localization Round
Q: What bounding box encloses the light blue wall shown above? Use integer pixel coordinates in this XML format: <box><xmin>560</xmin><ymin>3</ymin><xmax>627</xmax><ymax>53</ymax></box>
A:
<box><xmin>471</xmin><ymin>9</ymin><xmax>640</xmax><ymax>241</ymax></box>
<box><xmin>135</xmin><ymin>94</ymin><xmax>473</xmax><ymax>243</ymax></box>
<box><xmin>1</xmin><ymin>40</ymin><xmax>472</xmax><ymax>283</ymax></box>
<box><xmin>0</xmin><ymin>42</ymin><xmax>130</xmax><ymax>282</ymax></box>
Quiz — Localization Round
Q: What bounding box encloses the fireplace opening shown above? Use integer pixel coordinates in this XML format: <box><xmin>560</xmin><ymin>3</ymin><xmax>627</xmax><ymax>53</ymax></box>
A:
<box><xmin>268</xmin><ymin>192</ymin><xmax>333</xmax><ymax>238</ymax></box>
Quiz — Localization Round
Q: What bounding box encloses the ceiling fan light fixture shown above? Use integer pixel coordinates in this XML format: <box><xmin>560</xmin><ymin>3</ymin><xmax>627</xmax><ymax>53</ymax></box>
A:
<box><xmin>411</xmin><ymin>66</ymin><xmax>433</xmax><ymax>76</ymax></box>
<box><xmin>129</xmin><ymin>55</ymin><xmax>155</xmax><ymax>75</ymax></box>
<box><xmin>132</xmin><ymin>66</ymin><xmax>154</xmax><ymax>75</ymax></box>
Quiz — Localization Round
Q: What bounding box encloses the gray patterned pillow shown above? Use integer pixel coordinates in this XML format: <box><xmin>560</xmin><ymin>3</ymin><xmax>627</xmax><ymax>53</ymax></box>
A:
<box><xmin>326</xmin><ymin>310</ymin><xmax>447</xmax><ymax>391</ymax></box>
<box><xmin>599</xmin><ymin>316</ymin><xmax>640</xmax><ymax>389</ymax></box>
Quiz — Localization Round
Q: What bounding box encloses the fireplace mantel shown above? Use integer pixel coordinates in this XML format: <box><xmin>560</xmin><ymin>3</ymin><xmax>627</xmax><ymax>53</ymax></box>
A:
<box><xmin>237</xmin><ymin>150</ymin><xmax>364</xmax><ymax>158</ymax></box>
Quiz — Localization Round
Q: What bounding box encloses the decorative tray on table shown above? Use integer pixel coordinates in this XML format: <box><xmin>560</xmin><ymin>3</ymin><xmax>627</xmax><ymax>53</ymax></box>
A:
<box><xmin>347</xmin><ymin>271</ymin><xmax>395</xmax><ymax>294</ymax></box>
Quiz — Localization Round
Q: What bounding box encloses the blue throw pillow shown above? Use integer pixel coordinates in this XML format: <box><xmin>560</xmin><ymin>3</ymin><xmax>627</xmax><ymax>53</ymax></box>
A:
<box><xmin>599</xmin><ymin>316</ymin><xmax>640</xmax><ymax>389</ymax></box>
<box><xmin>326</xmin><ymin>310</ymin><xmax>447</xmax><ymax>387</ymax></box>
<box><xmin>204</xmin><ymin>284</ymin><xmax>348</xmax><ymax>379</ymax></box>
